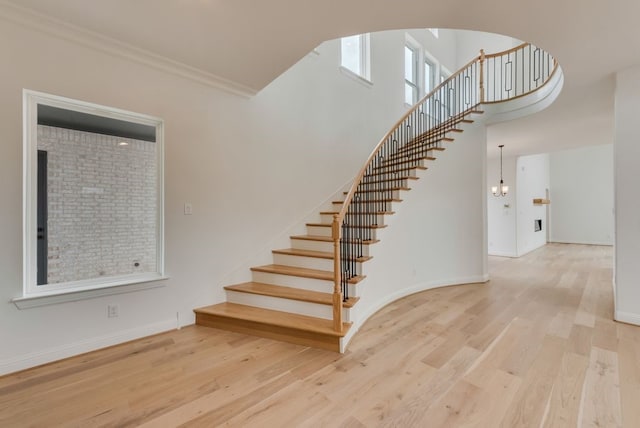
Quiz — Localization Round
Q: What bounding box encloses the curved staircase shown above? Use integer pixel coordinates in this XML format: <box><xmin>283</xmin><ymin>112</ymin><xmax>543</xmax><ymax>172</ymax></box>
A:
<box><xmin>195</xmin><ymin>43</ymin><xmax>562</xmax><ymax>352</ymax></box>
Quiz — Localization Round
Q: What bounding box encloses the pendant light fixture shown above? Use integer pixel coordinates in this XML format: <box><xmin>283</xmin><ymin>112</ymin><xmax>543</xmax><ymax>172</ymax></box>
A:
<box><xmin>491</xmin><ymin>144</ymin><xmax>509</xmax><ymax>197</ymax></box>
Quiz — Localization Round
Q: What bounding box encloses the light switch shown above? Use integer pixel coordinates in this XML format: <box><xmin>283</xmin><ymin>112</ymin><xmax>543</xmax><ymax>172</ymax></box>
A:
<box><xmin>184</xmin><ymin>203</ymin><xmax>193</xmax><ymax>215</ymax></box>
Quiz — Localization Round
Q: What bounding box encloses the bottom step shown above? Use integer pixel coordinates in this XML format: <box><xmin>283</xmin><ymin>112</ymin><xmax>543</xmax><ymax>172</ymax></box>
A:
<box><xmin>194</xmin><ymin>302</ymin><xmax>351</xmax><ymax>352</ymax></box>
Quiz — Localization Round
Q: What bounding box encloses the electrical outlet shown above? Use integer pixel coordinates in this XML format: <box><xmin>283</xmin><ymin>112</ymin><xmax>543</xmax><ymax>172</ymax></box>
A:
<box><xmin>107</xmin><ymin>304</ymin><xmax>119</xmax><ymax>318</ymax></box>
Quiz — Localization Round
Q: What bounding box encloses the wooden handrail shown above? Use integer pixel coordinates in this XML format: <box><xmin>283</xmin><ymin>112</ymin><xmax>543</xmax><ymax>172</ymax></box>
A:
<box><xmin>335</xmin><ymin>53</ymin><xmax>483</xmax><ymax>233</ymax></box>
<box><xmin>330</xmin><ymin>42</ymin><xmax>559</xmax><ymax>332</ymax></box>
<box><xmin>483</xmin><ymin>42</ymin><xmax>529</xmax><ymax>59</ymax></box>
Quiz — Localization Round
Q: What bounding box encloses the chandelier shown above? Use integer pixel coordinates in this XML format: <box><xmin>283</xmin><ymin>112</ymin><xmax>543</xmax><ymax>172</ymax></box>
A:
<box><xmin>491</xmin><ymin>145</ymin><xmax>509</xmax><ymax>197</ymax></box>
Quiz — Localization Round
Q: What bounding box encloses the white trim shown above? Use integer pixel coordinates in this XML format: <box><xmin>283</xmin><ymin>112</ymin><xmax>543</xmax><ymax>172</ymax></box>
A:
<box><xmin>404</xmin><ymin>36</ymin><xmax>420</xmax><ymax>105</ymax></box>
<box><xmin>339</xmin><ymin>66</ymin><xmax>374</xmax><ymax>88</ymax></box>
<box><xmin>340</xmin><ymin>274</ymin><xmax>489</xmax><ymax>352</ymax></box>
<box><xmin>516</xmin><ymin>242</ymin><xmax>546</xmax><ymax>258</ymax></box>
<box><xmin>340</xmin><ymin>33</ymin><xmax>371</xmax><ymax>83</ymax></box>
<box><xmin>423</xmin><ymin>51</ymin><xmax>438</xmax><ymax>96</ymax></box>
<box><xmin>0</xmin><ymin>1</ymin><xmax>256</xmax><ymax>97</ymax></box>
<box><xmin>12</xmin><ymin>276</ymin><xmax>169</xmax><ymax>309</ymax></box>
<box><xmin>440</xmin><ymin>64</ymin><xmax>452</xmax><ymax>82</ymax></box>
<box><xmin>0</xmin><ymin>318</ymin><xmax>177</xmax><ymax>376</ymax></box>
<box><xmin>614</xmin><ymin>310</ymin><xmax>640</xmax><ymax>326</ymax></box>
<box><xmin>488</xmin><ymin>250</ymin><xmax>519</xmax><ymax>258</ymax></box>
<box><xmin>22</xmin><ymin>90</ymin><xmax>165</xmax><ymax>301</ymax></box>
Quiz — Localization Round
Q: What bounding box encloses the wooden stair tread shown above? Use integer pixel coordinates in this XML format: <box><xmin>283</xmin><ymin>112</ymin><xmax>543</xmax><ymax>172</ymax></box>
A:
<box><xmin>291</xmin><ymin>234</ymin><xmax>332</xmax><ymax>242</ymax></box>
<box><xmin>396</xmin><ymin>139</ymin><xmax>453</xmax><ymax>157</ymax></box>
<box><xmin>320</xmin><ymin>210</ymin><xmax>395</xmax><ymax>216</ymax></box>
<box><xmin>194</xmin><ymin>302</ymin><xmax>351</xmax><ymax>337</ymax></box>
<box><xmin>360</xmin><ymin>176</ymin><xmax>419</xmax><ymax>184</ymax></box>
<box><xmin>306</xmin><ymin>222</ymin><xmax>387</xmax><ymax>230</ymax></box>
<box><xmin>224</xmin><ymin>282</ymin><xmax>359</xmax><ymax>308</ymax></box>
<box><xmin>411</xmin><ymin>127</ymin><xmax>461</xmax><ymax>140</ymax></box>
<box><xmin>396</xmin><ymin>146</ymin><xmax>445</xmax><ymax>154</ymax></box>
<box><xmin>344</xmin><ymin>187</ymin><xmax>411</xmax><ymax>195</ymax></box>
<box><xmin>274</xmin><ymin>248</ymin><xmax>333</xmax><ymax>258</ymax></box>
<box><xmin>380</xmin><ymin>156</ymin><xmax>436</xmax><ymax>167</ymax></box>
<box><xmin>389</xmin><ymin>150</ymin><xmax>444</xmax><ymax>161</ymax></box>
<box><xmin>290</xmin><ymin>234</ymin><xmax>380</xmax><ymax>245</ymax></box>
<box><xmin>272</xmin><ymin>248</ymin><xmax>372</xmax><ymax>262</ymax></box>
<box><xmin>332</xmin><ymin>198</ymin><xmax>402</xmax><ymax>204</ymax></box>
<box><xmin>368</xmin><ymin>165</ymin><xmax>428</xmax><ymax>174</ymax></box>
<box><xmin>371</xmin><ymin>162</ymin><xmax>427</xmax><ymax>171</ymax></box>
<box><xmin>251</xmin><ymin>264</ymin><xmax>366</xmax><ymax>284</ymax></box>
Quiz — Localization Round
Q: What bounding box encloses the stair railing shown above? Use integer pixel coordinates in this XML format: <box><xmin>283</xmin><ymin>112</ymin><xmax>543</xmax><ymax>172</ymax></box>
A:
<box><xmin>330</xmin><ymin>43</ymin><xmax>558</xmax><ymax>332</ymax></box>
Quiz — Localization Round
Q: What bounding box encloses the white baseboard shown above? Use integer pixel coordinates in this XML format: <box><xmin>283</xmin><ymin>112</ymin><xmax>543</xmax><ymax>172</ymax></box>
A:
<box><xmin>548</xmin><ymin>239</ymin><xmax>613</xmax><ymax>246</ymax></box>
<box><xmin>0</xmin><ymin>319</ymin><xmax>176</xmax><ymax>376</ymax></box>
<box><xmin>488</xmin><ymin>250</ymin><xmax>518</xmax><ymax>258</ymax></box>
<box><xmin>341</xmin><ymin>274</ymin><xmax>489</xmax><ymax>351</ymax></box>
<box><xmin>615</xmin><ymin>310</ymin><xmax>640</xmax><ymax>326</ymax></box>
<box><xmin>517</xmin><ymin>243</ymin><xmax>547</xmax><ymax>258</ymax></box>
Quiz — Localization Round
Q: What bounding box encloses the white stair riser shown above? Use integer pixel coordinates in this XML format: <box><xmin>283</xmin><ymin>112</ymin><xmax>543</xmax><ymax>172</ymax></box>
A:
<box><xmin>378</xmin><ymin>157</ymin><xmax>430</xmax><ymax>170</ymax></box>
<box><xmin>272</xmin><ymin>254</ymin><xmax>364</xmax><ymax>276</ymax></box>
<box><xmin>365</xmin><ymin>168</ymin><xmax>419</xmax><ymax>180</ymax></box>
<box><xmin>290</xmin><ymin>238</ymin><xmax>333</xmax><ymax>252</ymax></box>
<box><xmin>358</xmin><ymin>179</ymin><xmax>411</xmax><ymax>190</ymax></box>
<box><xmin>251</xmin><ymin>271</ymin><xmax>358</xmax><ymax>296</ymax></box>
<box><xmin>332</xmin><ymin>201</ymin><xmax>398</xmax><ymax>212</ymax></box>
<box><xmin>306</xmin><ymin>225</ymin><xmax>332</xmax><ymax>237</ymax></box>
<box><xmin>346</xmin><ymin>189</ymin><xmax>403</xmax><ymax>200</ymax></box>
<box><xmin>225</xmin><ymin>291</ymin><xmax>351</xmax><ymax>321</ymax></box>
<box><xmin>251</xmin><ymin>271</ymin><xmax>333</xmax><ymax>291</ymax></box>
<box><xmin>393</xmin><ymin>143</ymin><xmax>442</xmax><ymax>156</ymax></box>
<box><xmin>306</xmin><ymin>225</ymin><xmax>379</xmax><ymax>241</ymax></box>
<box><xmin>320</xmin><ymin>213</ymin><xmax>387</xmax><ymax>225</ymax></box>
<box><xmin>272</xmin><ymin>253</ymin><xmax>334</xmax><ymax>271</ymax></box>
<box><xmin>290</xmin><ymin>238</ymin><xmax>371</xmax><ymax>257</ymax></box>
<box><xmin>340</xmin><ymin>228</ymin><xmax>379</xmax><ymax>241</ymax></box>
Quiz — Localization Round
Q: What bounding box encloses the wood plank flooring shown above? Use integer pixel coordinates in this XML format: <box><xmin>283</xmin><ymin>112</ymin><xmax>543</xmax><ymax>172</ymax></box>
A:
<box><xmin>1</xmin><ymin>243</ymin><xmax>639</xmax><ymax>427</ymax></box>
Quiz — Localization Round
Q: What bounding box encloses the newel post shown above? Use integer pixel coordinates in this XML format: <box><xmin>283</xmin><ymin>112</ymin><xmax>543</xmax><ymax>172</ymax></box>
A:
<box><xmin>332</xmin><ymin>214</ymin><xmax>343</xmax><ymax>333</ymax></box>
<box><xmin>479</xmin><ymin>49</ymin><xmax>486</xmax><ymax>104</ymax></box>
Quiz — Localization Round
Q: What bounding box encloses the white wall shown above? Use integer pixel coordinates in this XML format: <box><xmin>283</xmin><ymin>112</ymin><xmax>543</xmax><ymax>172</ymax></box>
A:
<box><xmin>455</xmin><ymin>30</ymin><xmax>521</xmax><ymax>69</ymax></box>
<box><xmin>516</xmin><ymin>154</ymin><xmax>549</xmax><ymax>256</ymax></box>
<box><xmin>407</xmin><ymin>28</ymin><xmax>458</xmax><ymax>74</ymax></box>
<box><xmin>487</xmin><ymin>155</ymin><xmax>517</xmax><ymax>256</ymax></box>
<box><xmin>487</xmin><ymin>153</ymin><xmax>549</xmax><ymax>257</ymax></box>
<box><xmin>614</xmin><ymin>66</ymin><xmax>640</xmax><ymax>326</ymax></box>
<box><xmin>0</xmin><ymin>19</ymin><xmax>477</xmax><ymax>373</ymax></box>
<box><xmin>350</xmin><ymin>119</ymin><xmax>488</xmax><ymax>333</ymax></box>
<box><xmin>549</xmin><ymin>144</ymin><xmax>614</xmax><ymax>245</ymax></box>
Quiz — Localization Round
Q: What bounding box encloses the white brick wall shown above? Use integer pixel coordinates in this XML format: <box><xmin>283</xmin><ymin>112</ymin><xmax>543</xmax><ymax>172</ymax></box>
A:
<box><xmin>38</xmin><ymin>125</ymin><xmax>157</xmax><ymax>284</ymax></box>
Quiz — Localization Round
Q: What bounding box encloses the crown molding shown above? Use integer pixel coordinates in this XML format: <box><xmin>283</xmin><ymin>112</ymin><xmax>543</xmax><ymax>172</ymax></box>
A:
<box><xmin>0</xmin><ymin>0</ymin><xmax>258</xmax><ymax>98</ymax></box>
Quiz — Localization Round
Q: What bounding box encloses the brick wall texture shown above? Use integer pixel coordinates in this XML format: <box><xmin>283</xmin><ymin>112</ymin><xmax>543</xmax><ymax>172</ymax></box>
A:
<box><xmin>38</xmin><ymin>125</ymin><xmax>157</xmax><ymax>284</ymax></box>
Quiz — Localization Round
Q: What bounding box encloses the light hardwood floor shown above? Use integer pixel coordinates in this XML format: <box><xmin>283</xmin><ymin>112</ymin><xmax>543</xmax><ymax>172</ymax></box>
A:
<box><xmin>2</xmin><ymin>243</ymin><xmax>639</xmax><ymax>427</ymax></box>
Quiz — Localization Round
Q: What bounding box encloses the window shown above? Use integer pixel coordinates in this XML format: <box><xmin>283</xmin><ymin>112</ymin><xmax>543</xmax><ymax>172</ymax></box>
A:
<box><xmin>341</xmin><ymin>34</ymin><xmax>371</xmax><ymax>80</ymax></box>
<box><xmin>439</xmin><ymin>66</ymin><xmax>453</xmax><ymax>118</ymax></box>
<box><xmin>20</xmin><ymin>90</ymin><xmax>165</xmax><ymax>303</ymax></box>
<box><xmin>424</xmin><ymin>58</ymin><xmax>435</xmax><ymax>95</ymax></box>
<box><xmin>440</xmin><ymin>66</ymin><xmax>451</xmax><ymax>84</ymax></box>
<box><xmin>404</xmin><ymin>44</ymin><xmax>419</xmax><ymax>105</ymax></box>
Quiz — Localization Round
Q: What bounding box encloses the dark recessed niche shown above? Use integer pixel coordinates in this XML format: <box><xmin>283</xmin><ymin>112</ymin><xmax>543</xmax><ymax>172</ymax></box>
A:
<box><xmin>534</xmin><ymin>219</ymin><xmax>542</xmax><ymax>232</ymax></box>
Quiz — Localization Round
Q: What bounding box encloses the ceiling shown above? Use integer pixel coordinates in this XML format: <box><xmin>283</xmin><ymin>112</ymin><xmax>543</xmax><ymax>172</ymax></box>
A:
<box><xmin>38</xmin><ymin>105</ymin><xmax>156</xmax><ymax>142</ymax></box>
<box><xmin>4</xmin><ymin>0</ymin><xmax>638</xmax><ymax>157</ymax></box>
